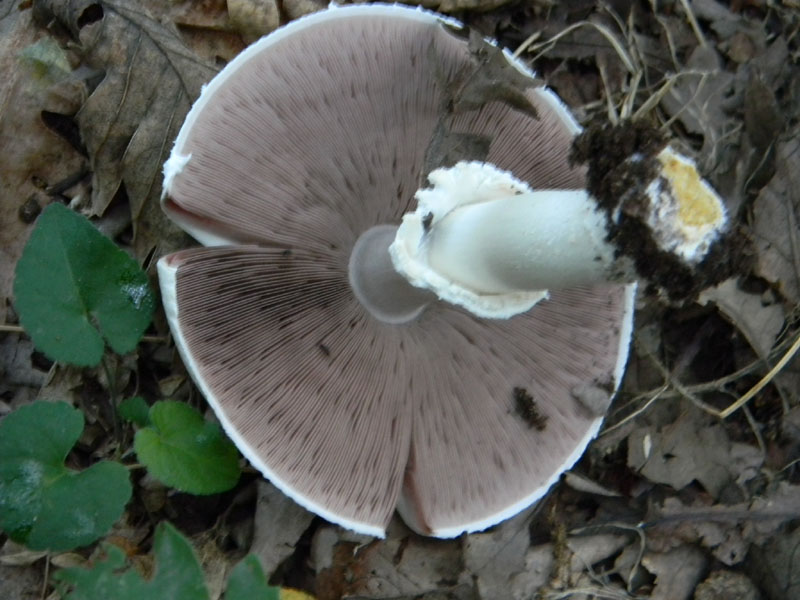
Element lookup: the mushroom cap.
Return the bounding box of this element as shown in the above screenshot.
[158,4,634,537]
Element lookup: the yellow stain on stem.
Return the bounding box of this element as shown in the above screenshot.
[657,149,725,228]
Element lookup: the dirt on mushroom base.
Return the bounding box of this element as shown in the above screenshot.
[2,1,800,599]
[571,119,754,303]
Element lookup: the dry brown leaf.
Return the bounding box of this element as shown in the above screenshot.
[313,519,466,600]
[647,483,800,566]
[694,570,762,600]
[0,337,47,389]
[227,0,279,43]
[746,523,800,600]
[463,506,536,600]
[510,543,553,599]
[32,0,218,259]
[627,404,763,498]
[283,0,326,21]
[752,136,800,305]
[136,0,245,63]
[0,540,47,567]
[659,45,734,160]
[436,0,514,14]
[140,0,230,30]
[250,480,315,577]
[642,545,706,600]
[0,563,43,600]
[0,6,86,310]
[698,278,785,359]
[194,533,235,600]
[509,533,628,599]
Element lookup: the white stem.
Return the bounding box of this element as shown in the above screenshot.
[425,189,618,294]
[389,156,727,319]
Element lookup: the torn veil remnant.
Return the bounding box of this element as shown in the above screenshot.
[157,4,733,538]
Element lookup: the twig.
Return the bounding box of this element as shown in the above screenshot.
[742,404,766,458]
[677,0,707,47]
[40,554,50,600]
[719,330,800,418]
[0,324,24,333]
[600,384,668,436]
[520,21,637,74]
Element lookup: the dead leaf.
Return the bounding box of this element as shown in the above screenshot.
[642,545,706,600]
[313,519,466,600]
[627,404,763,498]
[250,480,315,576]
[49,552,89,569]
[32,0,218,258]
[0,563,43,600]
[436,0,513,13]
[283,0,326,21]
[0,6,86,310]
[509,534,628,599]
[227,0,279,43]
[463,506,536,600]
[746,523,800,600]
[0,540,47,566]
[0,336,47,388]
[698,278,785,359]
[563,472,621,497]
[646,483,800,566]
[509,543,553,599]
[136,0,245,63]
[194,533,235,600]
[659,45,734,161]
[448,29,540,118]
[694,570,762,600]
[752,136,800,304]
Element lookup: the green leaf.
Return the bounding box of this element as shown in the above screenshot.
[225,555,280,600]
[13,203,155,367]
[118,396,150,427]
[134,401,240,494]
[55,522,209,600]
[0,401,131,552]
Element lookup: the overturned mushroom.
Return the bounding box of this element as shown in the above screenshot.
[158,4,729,537]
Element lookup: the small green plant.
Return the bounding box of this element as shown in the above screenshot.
[55,522,310,600]
[130,400,241,494]
[3,203,245,589]
[0,402,131,552]
[13,202,155,367]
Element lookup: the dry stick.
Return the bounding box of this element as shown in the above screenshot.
[648,0,680,70]
[517,21,637,74]
[620,70,642,120]
[600,384,668,437]
[742,404,767,457]
[660,72,711,130]
[719,331,800,418]
[645,351,724,416]
[625,331,800,421]
[511,30,540,60]
[597,60,620,124]
[40,554,50,600]
[677,0,707,47]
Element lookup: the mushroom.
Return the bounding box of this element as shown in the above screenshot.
[157,4,728,537]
